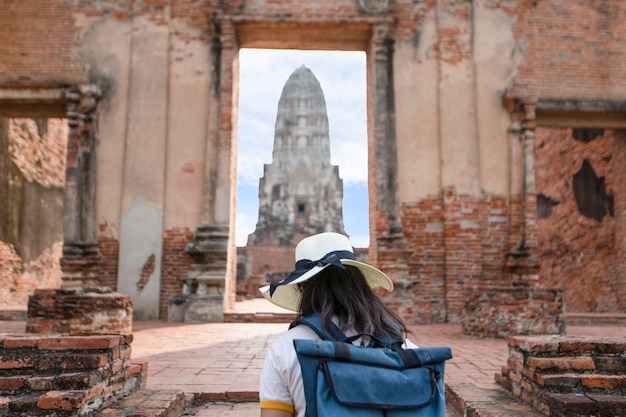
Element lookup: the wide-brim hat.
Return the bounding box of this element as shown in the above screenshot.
[259,232,394,312]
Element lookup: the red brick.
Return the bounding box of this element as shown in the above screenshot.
[0,355,35,370]
[2,336,39,349]
[26,376,55,391]
[594,357,626,373]
[0,375,27,390]
[37,390,87,411]
[526,356,595,372]
[37,335,121,350]
[58,353,109,370]
[586,394,626,415]
[580,375,626,390]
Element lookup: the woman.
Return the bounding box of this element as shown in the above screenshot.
[258,232,416,417]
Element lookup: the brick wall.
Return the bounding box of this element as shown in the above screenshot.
[26,288,132,335]
[513,0,626,100]
[0,118,66,306]
[0,241,63,306]
[535,128,625,313]
[8,119,67,187]
[497,335,626,417]
[97,235,119,291]
[382,196,446,324]
[160,228,195,319]
[2,0,626,329]
[0,332,146,416]
[0,1,86,87]
[463,284,565,338]
[380,189,524,325]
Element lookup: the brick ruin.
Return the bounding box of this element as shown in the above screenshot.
[0,4,625,416]
[0,332,147,416]
[0,0,625,337]
[497,336,626,417]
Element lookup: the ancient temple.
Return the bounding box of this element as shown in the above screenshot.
[2,0,626,335]
[237,65,348,297]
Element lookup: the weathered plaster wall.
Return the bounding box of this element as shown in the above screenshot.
[474,3,522,196]
[394,7,441,200]
[74,16,132,291]
[67,2,218,318]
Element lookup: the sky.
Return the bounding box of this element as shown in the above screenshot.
[236,49,370,247]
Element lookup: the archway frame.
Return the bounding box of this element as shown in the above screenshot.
[212,18,401,310]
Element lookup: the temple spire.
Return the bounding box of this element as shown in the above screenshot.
[248,65,346,246]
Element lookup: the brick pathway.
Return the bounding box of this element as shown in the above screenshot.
[127,318,624,416]
[2,304,624,417]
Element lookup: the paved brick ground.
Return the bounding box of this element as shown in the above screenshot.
[127,319,623,417]
[1,301,624,417]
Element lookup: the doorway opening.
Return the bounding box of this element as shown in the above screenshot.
[234,48,368,313]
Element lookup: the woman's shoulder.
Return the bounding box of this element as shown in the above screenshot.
[265,323,321,365]
[277,323,321,344]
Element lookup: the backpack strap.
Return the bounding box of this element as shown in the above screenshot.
[289,314,347,342]
[290,314,405,348]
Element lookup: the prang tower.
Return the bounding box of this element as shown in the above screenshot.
[247,65,346,246]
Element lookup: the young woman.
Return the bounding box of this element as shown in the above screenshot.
[258,232,416,417]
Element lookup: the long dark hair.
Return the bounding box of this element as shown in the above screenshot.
[298,264,408,342]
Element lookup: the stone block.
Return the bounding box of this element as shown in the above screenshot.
[546,393,598,416]
[169,294,224,323]
[586,393,626,416]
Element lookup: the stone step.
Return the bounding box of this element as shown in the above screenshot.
[446,382,545,417]
[537,373,626,393]
[94,389,194,417]
[546,392,626,417]
[526,355,626,374]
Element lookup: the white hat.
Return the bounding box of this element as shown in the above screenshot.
[259,232,394,312]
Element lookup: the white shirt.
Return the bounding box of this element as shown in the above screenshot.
[259,323,418,417]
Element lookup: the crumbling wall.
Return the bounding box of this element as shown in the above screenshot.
[0,118,66,306]
[1,0,626,324]
[535,128,624,313]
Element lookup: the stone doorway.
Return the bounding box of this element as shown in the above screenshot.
[223,20,397,316]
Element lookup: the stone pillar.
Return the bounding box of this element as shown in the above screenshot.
[27,84,132,334]
[169,20,237,322]
[60,84,102,289]
[369,22,402,242]
[168,224,228,323]
[504,98,540,282]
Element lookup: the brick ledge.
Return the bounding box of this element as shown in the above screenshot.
[566,312,626,326]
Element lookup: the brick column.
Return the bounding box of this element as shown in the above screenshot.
[60,84,102,288]
[504,98,540,281]
[369,22,402,244]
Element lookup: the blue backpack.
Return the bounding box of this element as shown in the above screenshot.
[291,315,452,417]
